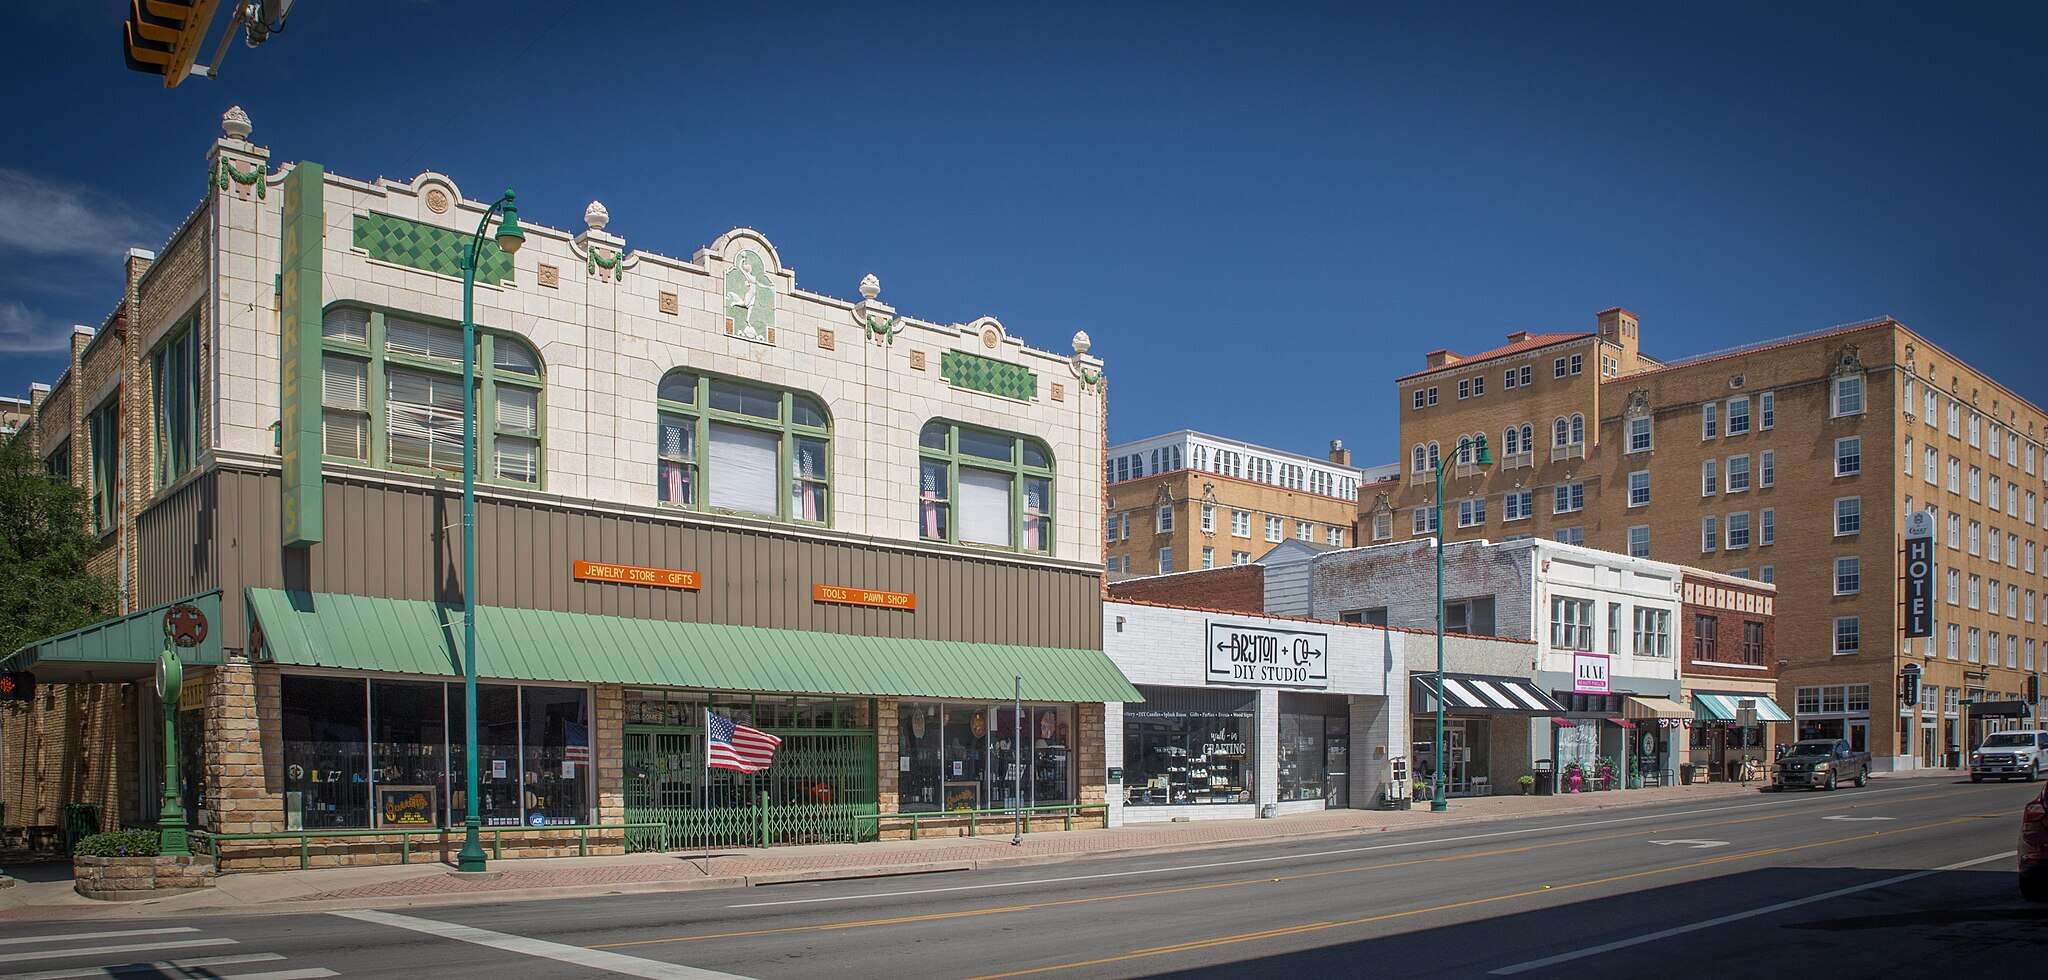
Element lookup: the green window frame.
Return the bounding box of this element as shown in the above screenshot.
[654,369,831,525]
[317,305,544,488]
[87,396,119,535]
[917,419,1052,553]
[151,310,200,490]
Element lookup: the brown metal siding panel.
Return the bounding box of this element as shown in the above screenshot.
[211,466,1101,650]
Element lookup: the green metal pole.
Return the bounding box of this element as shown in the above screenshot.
[455,195,509,874]
[158,645,190,855]
[1432,462,1448,814]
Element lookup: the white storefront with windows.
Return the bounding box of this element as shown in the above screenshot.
[1103,601,1405,825]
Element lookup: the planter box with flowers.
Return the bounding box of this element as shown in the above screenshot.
[71,830,215,901]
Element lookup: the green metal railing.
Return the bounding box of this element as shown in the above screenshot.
[859,803,1109,840]
[191,823,660,873]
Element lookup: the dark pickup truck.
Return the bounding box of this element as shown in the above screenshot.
[1772,739,1871,791]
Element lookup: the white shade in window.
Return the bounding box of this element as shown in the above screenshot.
[958,467,1012,546]
[386,367,465,473]
[495,385,538,436]
[493,340,539,376]
[322,307,369,343]
[386,317,465,362]
[321,355,367,409]
[495,437,538,484]
[707,423,778,516]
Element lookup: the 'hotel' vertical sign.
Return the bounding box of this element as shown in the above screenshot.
[1903,510,1934,638]
[279,162,325,547]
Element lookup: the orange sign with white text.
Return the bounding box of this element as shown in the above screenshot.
[573,560,702,591]
[811,584,917,611]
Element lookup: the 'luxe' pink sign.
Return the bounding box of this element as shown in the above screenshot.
[1572,652,1611,694]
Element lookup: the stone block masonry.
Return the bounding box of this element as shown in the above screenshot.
[74,854,215,900]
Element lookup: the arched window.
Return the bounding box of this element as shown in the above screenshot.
[1553,417,1569,448]
[1412,444,1428,472]
[1502,426,1521,457]
[1455,435,1474,465]
[656,369,830,523]
[1427,442,1441,470]
[919,420,1052,552]
[1570,413,1585,444]
[1519,422,1533,454]
[319,305,544,486]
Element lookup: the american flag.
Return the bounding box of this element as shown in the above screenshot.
[706,710,782,774]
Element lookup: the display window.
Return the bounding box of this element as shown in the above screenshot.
[1278,693,1350,803]
[1123,686,1255,806]
[280,674,592,831]
[896,701,1074,813]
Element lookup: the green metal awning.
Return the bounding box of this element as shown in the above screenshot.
[246,589,1141,703]
[1692,691,1792,723]
[3,591,225,682]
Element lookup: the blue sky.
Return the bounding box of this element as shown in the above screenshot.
[5,3,2045,465]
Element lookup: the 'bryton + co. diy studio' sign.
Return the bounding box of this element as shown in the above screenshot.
[1206,621,1328,689]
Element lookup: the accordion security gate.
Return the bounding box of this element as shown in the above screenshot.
[624,725,879,851]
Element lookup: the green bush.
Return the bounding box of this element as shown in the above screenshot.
[73,829,160,858]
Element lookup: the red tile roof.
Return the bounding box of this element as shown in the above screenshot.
[1399,332,1594,382]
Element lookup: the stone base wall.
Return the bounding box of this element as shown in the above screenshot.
[213,831,626,873]
[74,854,215,900]
[876,811,1104,841]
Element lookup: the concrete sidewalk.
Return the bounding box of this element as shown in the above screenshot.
[0,772,1967,921]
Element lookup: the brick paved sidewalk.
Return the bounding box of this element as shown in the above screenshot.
[8,773,1960,919]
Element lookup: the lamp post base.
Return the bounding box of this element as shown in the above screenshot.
[1429,799,1449,813]
[456,819,488,872]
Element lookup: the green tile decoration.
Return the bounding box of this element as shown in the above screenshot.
[353,212,514,284]
[940,350,1038,401]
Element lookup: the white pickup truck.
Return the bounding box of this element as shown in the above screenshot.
[1971,730,2048,782]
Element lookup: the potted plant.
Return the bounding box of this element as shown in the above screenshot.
[1595,756,1617,791]
[1517,774,1536,795]
[1564,762,1584,793]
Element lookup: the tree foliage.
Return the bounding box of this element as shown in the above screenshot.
[0,436,116,655]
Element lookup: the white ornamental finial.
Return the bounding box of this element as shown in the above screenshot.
[859,273,880,300]
[583,200,610,231]
[222,105,253,140]
[1071,330,1092,355]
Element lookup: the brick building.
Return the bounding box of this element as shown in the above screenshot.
[1104,429,1394,579]
[1382,309,2047,771]
[1678,568,1784,782]
[3,108,1136,866]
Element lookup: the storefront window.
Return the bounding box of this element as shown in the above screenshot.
[1279,693,1349,803]
[1124,687,1254,806]
[283,676,592,831]
[282,675,368,830]
[371,680,447,827]
[897,702,1074,813]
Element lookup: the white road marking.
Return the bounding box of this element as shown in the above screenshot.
[0,939,236,966]
[0,955,288,980]
[1821,815,1896,822]
[198,971,337,980]
[1488,851,2014,975]
[1645,839,1728,848]
[729,783,1930,908]
[0,929,199,948]
[333,909,754,979]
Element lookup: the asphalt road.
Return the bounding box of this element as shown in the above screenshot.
[4,779,2042,979]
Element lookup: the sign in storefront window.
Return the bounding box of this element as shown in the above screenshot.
[1124,686,1254,806]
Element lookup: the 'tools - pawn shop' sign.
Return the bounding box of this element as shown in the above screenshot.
[1206,621,1328,689]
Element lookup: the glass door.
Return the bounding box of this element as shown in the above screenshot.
[1323,734,1349,808]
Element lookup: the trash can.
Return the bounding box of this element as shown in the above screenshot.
[60,803,101,855]
[1533,759,1555,796]
[1679,763,1696,785]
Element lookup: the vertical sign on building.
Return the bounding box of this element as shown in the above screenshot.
[1903,510,1934,638]
[279,162,325,547]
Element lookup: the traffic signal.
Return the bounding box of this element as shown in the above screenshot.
[123,0,212,87]
[0,671,34,702]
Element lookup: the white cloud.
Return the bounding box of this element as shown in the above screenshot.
[0,169,157,257]
[0,301,75,353]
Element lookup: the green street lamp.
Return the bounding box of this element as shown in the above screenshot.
[1431,433,1491,814]
[456,190,524,873]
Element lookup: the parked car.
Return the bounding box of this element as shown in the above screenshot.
[1970,730,2047,782]
[1771,739,1870,791]
[2021,782,2047,902]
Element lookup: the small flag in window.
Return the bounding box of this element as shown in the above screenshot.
[707,710,782,774]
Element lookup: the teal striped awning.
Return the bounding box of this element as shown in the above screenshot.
[1693,691,1791,723]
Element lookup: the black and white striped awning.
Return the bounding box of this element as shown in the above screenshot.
[1412,673,1566,715]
